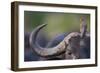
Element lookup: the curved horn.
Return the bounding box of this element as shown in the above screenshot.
[29,24,66,57]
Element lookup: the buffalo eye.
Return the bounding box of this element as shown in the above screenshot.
[68,52,72,55]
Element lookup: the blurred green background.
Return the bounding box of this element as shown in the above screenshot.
[24,11,90,39]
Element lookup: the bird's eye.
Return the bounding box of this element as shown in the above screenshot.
[69,39,71,42]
